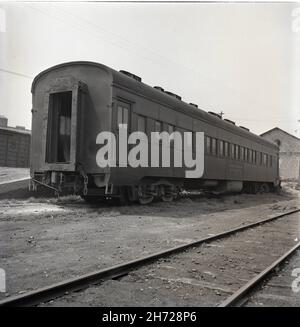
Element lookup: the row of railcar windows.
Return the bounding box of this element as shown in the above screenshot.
[205,136,273,167]
[117,109,274,168]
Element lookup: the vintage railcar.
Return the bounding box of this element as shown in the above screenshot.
[30,61,280,204]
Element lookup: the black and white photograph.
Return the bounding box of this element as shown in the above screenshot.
[1,0,300,317]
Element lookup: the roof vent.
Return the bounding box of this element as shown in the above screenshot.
[239,126,250,131]
[224,119,236,125]
[16,126,26,130]
[165,91,182,101]
[154,86,164,92]
[189,103,198,108]
[119,70,142,82]
[208,111,222,119]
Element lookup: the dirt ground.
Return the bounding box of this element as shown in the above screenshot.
[0,183,299,303]
[43,211,300,307]
[246,249,300,307]
[0,167,30,184]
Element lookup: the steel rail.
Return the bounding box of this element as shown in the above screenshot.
[1,208,300,307]
[218,242,300,307]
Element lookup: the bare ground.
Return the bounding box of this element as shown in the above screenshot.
[0,183,299,302]
[43,211,300,307]
[245,248,300,307]
[0,167,30,184]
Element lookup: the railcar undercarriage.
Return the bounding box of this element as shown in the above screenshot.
[30,170,278,205]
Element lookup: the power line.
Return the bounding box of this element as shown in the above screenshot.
[24,3,246,98]
[41,3,275,113]
[0,68,33,79]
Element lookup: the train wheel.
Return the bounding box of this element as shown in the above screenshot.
[160,185,175,202]
[161,194,174,202]
[260,183,270,193]
[253,183,260,194]
[138,195,154,205]
[138,185,154,205]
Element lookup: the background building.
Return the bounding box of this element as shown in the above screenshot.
[0,115,31,168]
[261,127,300,181]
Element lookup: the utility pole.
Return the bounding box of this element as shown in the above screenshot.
[219,111,224,119]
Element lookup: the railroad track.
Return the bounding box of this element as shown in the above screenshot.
[1,208,300,307]
[218,242,300,307]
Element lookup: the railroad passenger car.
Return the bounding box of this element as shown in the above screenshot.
[30,61,280,204]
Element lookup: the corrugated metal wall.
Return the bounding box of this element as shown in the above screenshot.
[0,129,31,168]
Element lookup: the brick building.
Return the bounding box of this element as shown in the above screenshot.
[260,127,300,181]
[0,115,31,168]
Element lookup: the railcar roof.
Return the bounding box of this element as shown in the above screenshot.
[32,61,277,150]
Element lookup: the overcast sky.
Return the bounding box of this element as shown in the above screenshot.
[0,1,299,136]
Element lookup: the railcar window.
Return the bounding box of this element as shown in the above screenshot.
[137,116,146,132]
[124,109,128,125]
[154,121,162,132]
[211,138,217,155]
[256,152,259,165]
[168,125,175,141]
[230,144,235,159]
[235,145,240,160]
[186,131,193,147]
[181,128,191,146]
[219,140,224,157]
[224,142,229,157]
[168,124,174,134]
[263,153,267,166]
[270,155,273,167]
[206,136,211,154]
[251,150,255,164]
[117,107,122,126]
[240,147,244,161]
[117,105,129,128]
